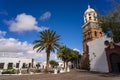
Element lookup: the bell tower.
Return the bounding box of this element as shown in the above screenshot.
[82,5,104,53]
[80,5,104,69]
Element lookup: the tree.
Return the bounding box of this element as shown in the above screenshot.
[49,60,59,68]
[98,0,120,43]
[36,63,41,69]
[98,11,120,43]
[57,46,73,72]
[33,30,61,73]
[57,46,66,68]
[70,50,79,69]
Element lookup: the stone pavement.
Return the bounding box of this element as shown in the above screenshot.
[0,69,120,80]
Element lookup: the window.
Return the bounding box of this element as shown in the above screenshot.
[8,63,13,69]
[104,40,109,46]
[88,32,91,39]
[16,63,19,68]
[86,45,89,53]
[100,32,102,37]
[89,17,91,20]
[0,63,4,69]
[22,63,27,68]
[94,31,97,37]
[29,63,31,68]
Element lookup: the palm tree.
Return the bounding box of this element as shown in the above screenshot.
[57,46,72,72]
[57,46,66,68]
[70,50,79,69]
[33,30,61,73]
[49,60,59,69]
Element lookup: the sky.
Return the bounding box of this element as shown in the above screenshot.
[0,0,118,62]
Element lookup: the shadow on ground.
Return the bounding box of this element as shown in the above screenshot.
[77,69,120,77]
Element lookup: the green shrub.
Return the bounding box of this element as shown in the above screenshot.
[2,69,15,74]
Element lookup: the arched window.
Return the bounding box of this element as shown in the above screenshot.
[86,45,89,53]
[100,32,102,37]
[89,17,91,20]
[94,31,97,37]
[88,32,91,39]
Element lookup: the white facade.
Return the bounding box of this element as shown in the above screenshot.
[58,62,64,67]
[0,57,33,69]
[87,36,112,72]
[35,61,64,69]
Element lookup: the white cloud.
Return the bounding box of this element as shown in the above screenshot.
[0,30,6,38]
[73,48,84,55]
[0,38,40,59]
[6,13,48,33]
[0,37,58,61]
[40,11,51,21]
[73,48,83,54]
[73,48,80,52]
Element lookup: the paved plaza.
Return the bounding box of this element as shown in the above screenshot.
[0,69,120,80]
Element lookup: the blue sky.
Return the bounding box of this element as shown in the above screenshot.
[0,0,117,61]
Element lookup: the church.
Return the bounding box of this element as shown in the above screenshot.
[80,5,120,73]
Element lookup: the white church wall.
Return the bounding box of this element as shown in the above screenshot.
[87,36,112,72]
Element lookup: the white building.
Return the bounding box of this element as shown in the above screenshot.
[36,61,64,69]
[87,36,112,72]
[80,5,104,70]
[0,57,34,70]
[81,5,120,73]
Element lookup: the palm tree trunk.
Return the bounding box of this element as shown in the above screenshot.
[45,50,50,73]
[77,58,79,69]
[75,59,77,69]
[63,61,65,68]
[66,61,68,72]
[74,60,76,69]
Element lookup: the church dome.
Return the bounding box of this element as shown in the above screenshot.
[84,5,95,14]
[84,5,98,23]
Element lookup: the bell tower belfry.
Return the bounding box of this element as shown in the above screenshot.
[80,5,104,69]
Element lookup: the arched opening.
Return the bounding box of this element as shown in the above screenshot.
[86,45,89,53]
[94,31,97,37]
[89,17,91,20]
[110,53,120,73]
[100,32,102,37]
